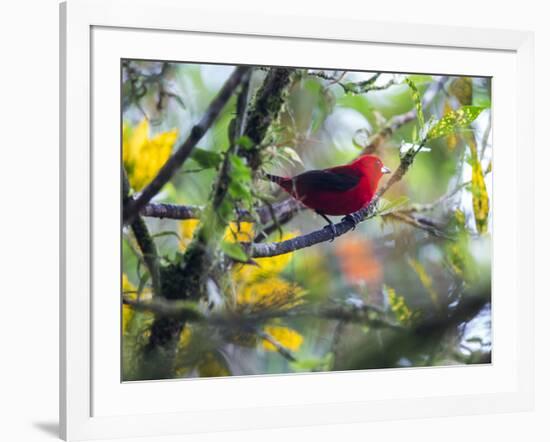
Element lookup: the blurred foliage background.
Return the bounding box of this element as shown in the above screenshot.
[121,61,492,380]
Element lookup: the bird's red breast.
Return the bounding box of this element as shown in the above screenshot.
[267,155,390,216]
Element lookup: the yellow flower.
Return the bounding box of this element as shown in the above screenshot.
[232,231,303,312]
[262,325,303,352]
[224,222,255,243]
[237,277,304,311]
[122,274,135,334]
[178,221,256,250]
[179,219,200,250]
[123,119,178,191]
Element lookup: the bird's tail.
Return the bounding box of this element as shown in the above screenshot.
[265,173,287,186]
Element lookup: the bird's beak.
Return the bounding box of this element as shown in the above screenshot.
[381,166,391,174]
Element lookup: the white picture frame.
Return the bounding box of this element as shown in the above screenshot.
[60,0,534,440]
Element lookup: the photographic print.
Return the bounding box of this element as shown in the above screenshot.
[121,61,492,381]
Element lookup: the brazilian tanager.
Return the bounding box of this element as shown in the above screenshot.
[266,154,391,232]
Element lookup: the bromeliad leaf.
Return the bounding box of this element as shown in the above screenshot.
[427,106,486,140]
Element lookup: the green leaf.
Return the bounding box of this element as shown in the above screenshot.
[405,77,424,140]
[220,241,249,262]
[151,230,181,241]
[236,135,254,150]
[290,354,333,372]
[228,180,252,201]
[378,196,411,215]
[229,154,251,179]
[191,147,222,169]
[427,106,486,140]
[228,154,253,201]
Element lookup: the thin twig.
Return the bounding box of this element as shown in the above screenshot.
[257,330,297,362]
[385,212,454,240]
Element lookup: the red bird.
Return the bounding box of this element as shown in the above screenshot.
[266,154,391,233]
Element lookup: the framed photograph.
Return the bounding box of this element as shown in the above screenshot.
[60,0,534,440]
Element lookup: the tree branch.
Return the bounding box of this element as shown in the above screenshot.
[385,212,454,240]
[140,198,304,225]
[123,65,252,224]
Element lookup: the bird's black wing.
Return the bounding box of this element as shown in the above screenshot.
[295,169,360,192]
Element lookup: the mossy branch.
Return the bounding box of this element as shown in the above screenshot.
[242,68,293,170]
[123,295,404,332]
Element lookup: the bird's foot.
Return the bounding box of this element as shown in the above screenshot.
[324,222,337,242]
[342,212,362,230]
[316,211,337,241]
